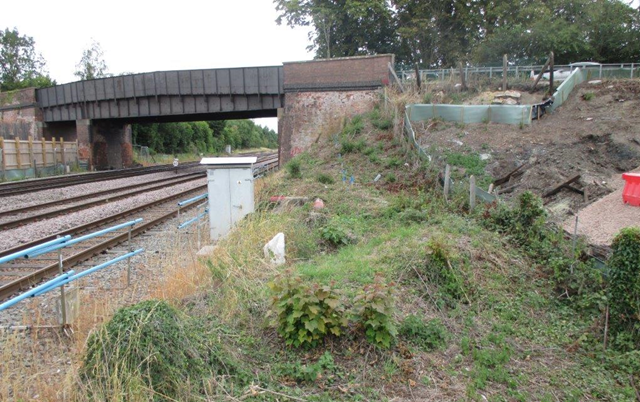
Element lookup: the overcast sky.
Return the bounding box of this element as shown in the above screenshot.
[0,0,314,130]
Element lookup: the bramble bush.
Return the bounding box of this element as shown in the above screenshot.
[353,274,398,348]
[607,227,640,349]
[268,274,347,348]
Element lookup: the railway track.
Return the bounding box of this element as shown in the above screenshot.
[0,161,202,197]
[0,153,278,301]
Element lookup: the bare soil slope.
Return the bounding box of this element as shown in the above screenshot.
[415,79,640,221]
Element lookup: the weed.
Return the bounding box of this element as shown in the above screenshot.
[423,92,433,104]
[583,92,595,101]
[286,158,302,179]
[342,115,365,137]
[385,173,397,183]
[276,351,338,384]
[385,157,402,169]
[82,300,239,400]
[353,274,398,348]
[268,274,348,348]
[424,236,470,304]
[320,218,354,248]
[445,151,486,176]
[317,173,335,185]
[341,139,366,154]
[398,208,427,223]
[399,315,448,350]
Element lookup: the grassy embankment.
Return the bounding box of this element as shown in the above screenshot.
[6,98,638,401]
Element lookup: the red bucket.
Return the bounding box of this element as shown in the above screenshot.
[622,173,640,206]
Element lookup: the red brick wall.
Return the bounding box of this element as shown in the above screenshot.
[279,90,380,164]
[0,88,44,140]
[284,55,393,88]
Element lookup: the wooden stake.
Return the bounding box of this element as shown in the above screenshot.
[14,137,22,169]
[60,137,66,171]
[458,62,467,90]
[28,136,34,170]
[414,63,422,90]
[41,137,47,167]
[603,304,609,350]
[502,54,508,90]
[51,137,57,164]
[444,164,451,201]
[532,57,551,91]
[469,175,476,210]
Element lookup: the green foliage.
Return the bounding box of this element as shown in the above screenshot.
[385,156,402,168]
[423,92,433,104]
[82,300,237,400]
[268,274,348,348]
[132,120,277,155]
[607,227,640,348]
[385,173,397,183]
[399,315,448,350]
[353,275,398,348]
[286,157,302,179]
[74,40,108,80]
[317,173,335,185]
[445,152,487,176]
[424,236,470,304]
[583,92,595,101]
[0,28,54,91]
[275,0,640,67]
[276,351,338,384]
[398,208,427,223]
[320,218,354,248]
[342,115,365,137]
[340,138,365,154]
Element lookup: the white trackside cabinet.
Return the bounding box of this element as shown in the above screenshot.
[200,157,256,240]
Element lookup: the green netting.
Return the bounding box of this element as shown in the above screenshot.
[407,103,532,126]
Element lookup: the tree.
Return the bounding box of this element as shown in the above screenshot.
[0,28,54,91]
[274,0,398,59]
[74,40,109,80]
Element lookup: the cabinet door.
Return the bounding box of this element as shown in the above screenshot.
[229,167,254,226]
[207,168,231,240]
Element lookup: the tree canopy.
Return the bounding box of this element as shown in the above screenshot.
[132,120,278,155]
[74,40,109,80]
[0,28,55,91]
[275,0,640,66]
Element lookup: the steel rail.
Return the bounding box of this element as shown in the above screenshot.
[0,173,207,229]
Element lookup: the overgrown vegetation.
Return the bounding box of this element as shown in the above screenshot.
[353,275,398,348]
[268,274,347,348]
[132,120,277,155]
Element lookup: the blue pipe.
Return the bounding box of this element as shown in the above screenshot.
[26,219,143,259]
[178,193,208,207]
[178,210,208,229]
[0,270,75,312]
[34,248,144,296]
[0,236,72,265]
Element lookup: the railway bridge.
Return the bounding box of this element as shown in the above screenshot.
[0,55,394,170]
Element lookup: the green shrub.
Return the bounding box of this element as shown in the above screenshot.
[82,300,236,400]
[385,157,402,168]
[353,274,398,348]
[286,158,302,179]
[607,227,640,348]
[317,173,335,185]
[372,117,393,130]
[268,274,347,348]
[583,92,595,101]
[385,173,397,183]
[399,315,448,350]
[276,351,338,384]
[424,236,470,304]
[398,208,427,223]
[342,115,365,137]
[320,219,354,248]
[341,138,366,154]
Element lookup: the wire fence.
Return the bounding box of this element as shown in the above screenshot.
[399,63,638,83]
